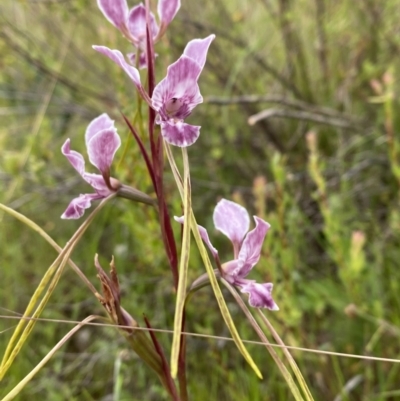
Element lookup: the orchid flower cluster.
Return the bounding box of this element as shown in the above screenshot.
[58,0,279,396]
[62,0,278,311]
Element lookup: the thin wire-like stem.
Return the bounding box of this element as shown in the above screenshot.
[1,316,99,401]
[1,314,400,365]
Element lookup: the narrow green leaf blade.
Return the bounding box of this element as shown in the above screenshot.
[221,278,305,401]
[0,197,113,379]
[165,143,262,379]
[170,148,191,378]
[1,316,98,401]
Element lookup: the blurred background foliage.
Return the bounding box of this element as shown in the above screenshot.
[1,0,400,399]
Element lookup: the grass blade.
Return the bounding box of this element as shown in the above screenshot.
[0,196,114,379]
[221,278,304,401]
[0,203,98,295]
[170,147,191,378]
[1,316,98,401]
[165,143,262,379]
[256,310,315,401]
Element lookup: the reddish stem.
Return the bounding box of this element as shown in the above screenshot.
[122,113,157,190]
[145,0,157,166]
[143,0,178,288]
[144,315,180,401]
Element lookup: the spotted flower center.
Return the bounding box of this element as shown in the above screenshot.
[165,97,184,117]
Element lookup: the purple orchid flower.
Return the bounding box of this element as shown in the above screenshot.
[151,34,215,147]
[93,34,215,147]
[175,199,278,310]
[97,0,180,67]
[61,113,121,219]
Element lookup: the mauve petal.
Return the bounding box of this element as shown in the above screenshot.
[61,139,85,176]
[93,46,142,89]
[174,216,219,258]
[183,34,215,70]
[198,225,219,259]
[158,0,180,29]
[128,4,158,42]
[174,216,184,224]
[152,56,202,115]
[235,216,271,278]
[240,282,279,310]
[83,173,112,196]
[61,193,102,220]
[213,199,250,248]
[87,128,121,174]
[222,260,241,282]
[97,0,129,30]
[160,121,200,147]
[85,113,115,145]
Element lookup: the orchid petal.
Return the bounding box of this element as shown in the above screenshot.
[198,225,219,259]
[97,0,129,31]
[175,216,218,258]
[93,46,142,89]
[160,121,200,147]
[183,34,215,70]
[82,173,112,196]
[174,216,184,224]
[86,128,121,175]
[61,115,121,220]
[213,199,250,249]
[85,113,115,145]
[235,217,270,278]
[61,139,85,176]
[128,4,159,42]
[240,282,279,310]
[61,193,102,220]
[152,56,202,116]
[158,0,180,31]
[221,260,242,282]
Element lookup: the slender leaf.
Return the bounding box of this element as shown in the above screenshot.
[0,203,97,295]
[256,310,315,401]
[171,148,191,378]
[221,278,304,401]
[165,143,262,379]
[0,196,114,379]
[1,316,98,401]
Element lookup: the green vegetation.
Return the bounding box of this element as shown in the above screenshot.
[1,0,400,399]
